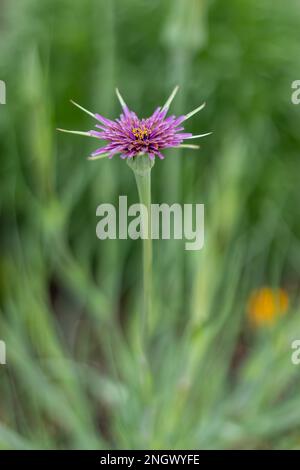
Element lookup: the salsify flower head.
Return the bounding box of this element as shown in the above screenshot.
[57,86,211,161]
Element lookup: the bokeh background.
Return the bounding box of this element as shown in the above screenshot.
[1,0,300,450]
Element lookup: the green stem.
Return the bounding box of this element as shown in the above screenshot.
[127,154,154,353]
[134,169,152,344]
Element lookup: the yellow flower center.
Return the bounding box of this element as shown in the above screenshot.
[132,126,149,140]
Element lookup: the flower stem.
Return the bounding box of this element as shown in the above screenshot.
[127,154,154,353]
[135,170,152,344]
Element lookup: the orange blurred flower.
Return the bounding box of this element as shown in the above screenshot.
[247,287,289,327]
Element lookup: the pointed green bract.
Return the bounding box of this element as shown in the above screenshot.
[162,85,179,110]
[115,88,129,110]
[57,128,91,137]
[184,102,206,121]
[70,100,95,118]
[185,132,212,139]
[87,152,111,160]
[178,144,200,149]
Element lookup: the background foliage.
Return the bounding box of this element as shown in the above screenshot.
[0,0,300,449]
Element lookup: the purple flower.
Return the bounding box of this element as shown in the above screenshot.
[57,86,211,161]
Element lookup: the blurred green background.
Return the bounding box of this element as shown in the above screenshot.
[1,0,300,450]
